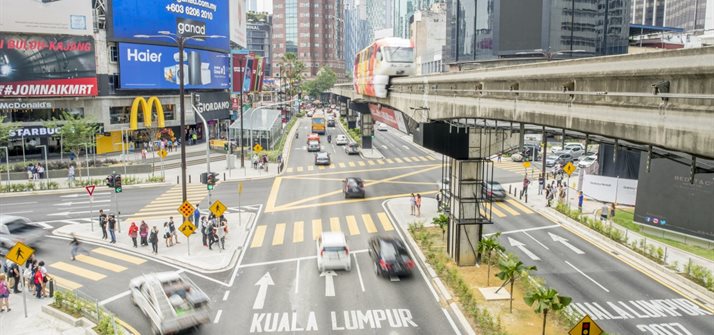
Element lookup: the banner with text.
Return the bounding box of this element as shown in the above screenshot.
[367,103,408,133]
[229,0,247,48]
[582,174,638,206]
[231,52,247,93]
[0,0,92,36]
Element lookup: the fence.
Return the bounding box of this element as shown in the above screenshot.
[51,286,127,335]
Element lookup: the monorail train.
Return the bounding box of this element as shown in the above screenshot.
[353,38,415,98]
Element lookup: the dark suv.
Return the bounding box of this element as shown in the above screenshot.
[343,177,365,198]
[368,236,415,278]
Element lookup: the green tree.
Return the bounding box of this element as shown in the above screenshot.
[432,212,449,240]
[0,115,19,145]
[301,66,337,97]
[495,257,537,312]
[45,112,100,176]
[477,232,505,285]
[524,286,572,335]
[279,52,306,99]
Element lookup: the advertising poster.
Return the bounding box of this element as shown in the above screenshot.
[257,56,267,92]
[231,53,247,93]
[252,55,263,92]
[0,33,98,98]
[368,103,408,133]
[229,0,247,48]
[0,0,92,36]
[110,0,230,52]
[242,54,254,94]
[118,43,230,90]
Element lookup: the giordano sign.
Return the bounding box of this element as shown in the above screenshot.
[130,96,165,130]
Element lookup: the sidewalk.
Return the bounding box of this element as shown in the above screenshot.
[0,295,83,335]
[54,212,256,273]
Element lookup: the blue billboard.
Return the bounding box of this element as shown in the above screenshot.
[110,0,229,51]
[118,43,230,90]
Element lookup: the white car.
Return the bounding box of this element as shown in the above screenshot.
[377,123,388,131]
[578,155,598,168]
[316,232,351,272]
[335,134,348,145]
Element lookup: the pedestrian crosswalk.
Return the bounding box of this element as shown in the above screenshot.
[48,247,146,290]
[249,211,396,249]
[486,198,535,218]
[126,184,208,222]
[494,160,541,176]
[284,155,438,174]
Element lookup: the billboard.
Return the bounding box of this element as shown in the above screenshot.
[368,103,408,133]
[110,0,230,52]
[193,91,230,120]
[0,33,98,98]
[229,0,247,48]
[242,54,255,93]
[0,0,92,36]
[231,52,247,93]
[581,174,638,206]
[118,43,230,90]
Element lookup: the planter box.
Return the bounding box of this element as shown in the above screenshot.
[41,304,98,335]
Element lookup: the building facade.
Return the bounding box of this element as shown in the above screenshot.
[272,0,345,77]
[411,3,446,75]
[343,0,374,74]
[631,0,714,32]
[247,12,273,77]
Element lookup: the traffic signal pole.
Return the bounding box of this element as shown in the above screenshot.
[192,103,212,204]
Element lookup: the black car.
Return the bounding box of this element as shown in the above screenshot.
[343,177,365,198]
[368,236,415,278]
[327,119,336,127]
[344,143,360,155]
[482,181,506,201]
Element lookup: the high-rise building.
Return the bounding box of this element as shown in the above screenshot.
[344,0,373,74]
[392,0,439,38]
[247,12,273,77]
[272,0,345,77]
[412,3,446,75]
[631,0,713,32]
[246,0,258,12]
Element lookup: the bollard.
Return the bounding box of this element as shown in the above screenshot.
[224,172,226,181]
[525,193,528,203]
[509,185,512,195]
[177,176,179,184]
[189,175,192,183]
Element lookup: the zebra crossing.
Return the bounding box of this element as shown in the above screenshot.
[125,184,208,222]
[284,155,438,174]
[494,160,542,176]
[48,247,146,290]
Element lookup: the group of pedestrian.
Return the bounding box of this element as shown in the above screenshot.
[409,193,423,216]
[544,181,566,207]
[26,163,46,181]
[199,214,229,250]
[2,255,53,302]
[98,209,118,244]
[163,217,180,248]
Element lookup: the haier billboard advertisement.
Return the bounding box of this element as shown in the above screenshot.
[118,43,230,90]
[110,0,230,52]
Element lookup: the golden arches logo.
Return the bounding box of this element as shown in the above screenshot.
[129,96,166,130]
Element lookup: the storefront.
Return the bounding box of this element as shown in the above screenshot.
[193,91,232,140]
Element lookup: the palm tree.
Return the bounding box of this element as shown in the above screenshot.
[495,257,537,312]
[280,53,306,99]
[524,286,572,335]
[477,233,504,285]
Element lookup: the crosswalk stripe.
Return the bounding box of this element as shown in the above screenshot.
[403,157,413,162]
[346,215,360,235]
[506,199,535,214]
[488,206,507,218]
[51,262,106,281]
[348,161,356,167]
[293,221,304,243]
[272,223,286,245]
[328,164,336,169]
[377,212,394,231]
[287,167,294,173]
[362,214,378,233]
[494,202,520,216]
[91,248,146,264]
[251,226,267,248]
[385,158,394,164]
[319,166,325,170]
[376,159,386,165]
[312,219,322,240]
[394,158,404,163]
[357,161,366,166]
[338,162,346,168]
[52,275,82,290]
[75,255,127,273]
[297,167,304,172]
[307,166,314,171]
[367,160,375,165]
[330,217,341,232]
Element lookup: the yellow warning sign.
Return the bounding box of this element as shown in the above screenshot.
[253,143,263,153]
[6,242,35,266]
[569,315,603,335]
[179,221,196,238]
[209,200,227,218]
[177,200,195,218]
[523,161,531,169]
[158,149,168,159]
[238,181,243,194]
[563,161,576,176]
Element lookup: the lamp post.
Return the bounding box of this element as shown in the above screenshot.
[37,144,49,189]
[0,147,9,186]
[134,32,224,202]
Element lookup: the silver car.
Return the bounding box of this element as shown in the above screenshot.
[315,152,331,165]
[0,215,46,254]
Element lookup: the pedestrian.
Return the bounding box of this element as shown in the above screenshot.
[435,192,442,208]
[108,215,117,243]
[164,222,173,247]
[99,209,108,240]
[67,165,75,187]
[193,205,201,224]
[149,226,159,254]
[6,260,21,293]
[37,163,45,179]
[558,186,566,204]
[610,203,616,220]
[200,216,209,246]
[128,222,139,248]
[139,221,149,246]
[169,217,179,244]
[600,203,610,222]
[69,234,89,261]
[141,148,147,160]
[192,133,198,145]
[32,164,39,180]
[208,218,218,250]
[538,174,545,195]
[409,193,416,216]
[27,164,33,181]
[497,153,502,162]
[415,194,422,217]
[556,170,564,187]
[578,192,584,212]
[216,219,227,250]
[522,175,530,197]
[0,273,10,312]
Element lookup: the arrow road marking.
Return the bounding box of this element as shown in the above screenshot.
[508,237,540,261]
[548,232,585,255]
[321,270,337,297]
[252,272,274,310]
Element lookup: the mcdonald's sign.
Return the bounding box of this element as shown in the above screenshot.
[129,96,166,130]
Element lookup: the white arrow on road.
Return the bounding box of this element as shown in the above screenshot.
[548,232,585,255]
[48,209,110,216]
[54,199,111,206]
[402,145,410,150]
[381,145,388,150]
[321,270,337,297]
[252,272,274,310]
[508,237,541,261]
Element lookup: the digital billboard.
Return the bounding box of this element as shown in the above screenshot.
[0,33,98,98]
[229,0,247,48]
[0,0,92,36]
[110,0,230,52]
[118,43,230,90]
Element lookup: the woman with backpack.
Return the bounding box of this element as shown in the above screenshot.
[0,273,11,312]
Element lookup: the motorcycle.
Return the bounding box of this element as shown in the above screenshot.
[327,135,332,143]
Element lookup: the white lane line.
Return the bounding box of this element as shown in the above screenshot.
[2,210,33,214]
[443,308,462,335]
[484,224,560,236]
[353,253,365,292]
[214,309,223,323]
[34,222,53,229]
[434,278,452,301]
[1,201,38,206]
[222,290,230,301]
[295,258,300,294]
[523,231,550,250]
[99,290,131,306]
[228,204,264,287]
[565,260,610,292]
[450,302,475,335]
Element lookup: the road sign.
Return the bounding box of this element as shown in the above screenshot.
[177,200,195,218]
[563,162,576,176]
[6,242,35,266]
[210,200,227,217]
[238,181,243,194]
[569,315,602,335]
[158,149,168,159]
[179,221,196,238]
[522,161,531,169]
[253,143,263,153]
[85,185,96,197]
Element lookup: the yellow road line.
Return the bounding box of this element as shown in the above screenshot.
[403,157,413,162]
[346,215,360,235]
[75,255,127,273]
[286,167,294,173]
[506,198,535,214]
[337,162,345,168]
[52,275,82,290]
[293,221,304,243]
[377,212,394,231]
[394,158,404,163]
[272,223,286,246]
[376,159,386,165]
[297,167,304,172]
[367,160,375,165]
[357,161,365,166]
[385,158,394,164]
[91,248,146,264]
[329,164,336,169]
[312,219,322,240]
[50,262,106,281]
[319,166,325,170]
[264,177,283,212]
[348,161,356,167]
[330,217,341,232]
[488,206,506,218]
[250,226,267,248]
[494,201,520,216]
[362,214,378,233]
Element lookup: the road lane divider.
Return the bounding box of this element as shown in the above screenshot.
[272,223,286,246]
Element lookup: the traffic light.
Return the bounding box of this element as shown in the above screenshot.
[200,172,208,184]
[105,174,115,188]
[207,172,218,190]
[114,174,122,193]
[224,142,229,152]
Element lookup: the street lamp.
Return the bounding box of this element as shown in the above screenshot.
[0,147,9,186]
[134,32,224,202]
[37,144,49,189]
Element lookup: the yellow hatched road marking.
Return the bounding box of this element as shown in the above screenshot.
[489,206,507,218]
[312,219,322,240]
[394,158,404,163]
[377,212,394,231]
[345,215,360,235]
[357,161,366,166]
[420,156,432,161]
[494,201,520,216]
[250,226,267,248]
[293,221,304,243]
[297,167,304,172]
[330,217,341,232]
[361,214,378,233]
[376,159,386,165]
[385,158,394,164]
[403,157,414,162]
[319,166,325,170]
[367,160,375,165]
[50,262,106,281]
[287,167,294,173]
[348,161,356,167]
[338,162,346,168]
[272,223,286,245]
[506,199,535,214]
[75,255,127,273]
[52,275,82,290]
[91,248,146,264]
[307,166,314,171]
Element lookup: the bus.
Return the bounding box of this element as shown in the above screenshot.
[311,113,326,135]
[354,38,415,98]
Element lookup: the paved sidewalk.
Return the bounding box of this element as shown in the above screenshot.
[0,293,80,335]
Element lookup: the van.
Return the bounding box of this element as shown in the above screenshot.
[316,232,351,272]
[307,140,320,152]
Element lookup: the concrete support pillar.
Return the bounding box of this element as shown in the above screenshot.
[519,123,525,153]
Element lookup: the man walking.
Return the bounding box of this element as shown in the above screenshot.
[522,175,530,197]
[69,234,89,261]
[67,165,75,187]
[108,215,117,244]
[578,192,584,212]
[149,226,159,255]
[169,217,179,244]
[99,210,108,240]
[538,174,545,195]
[193,205,201,224]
